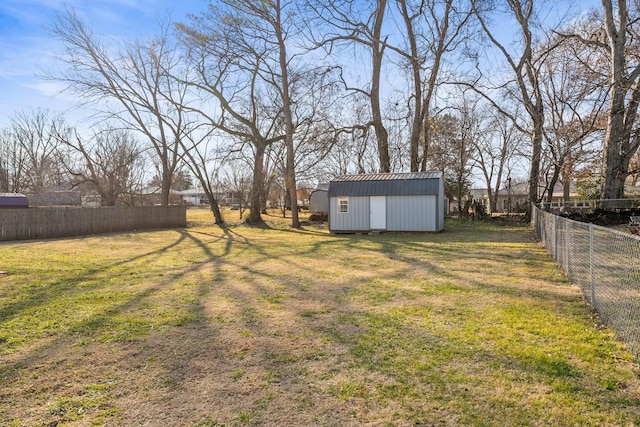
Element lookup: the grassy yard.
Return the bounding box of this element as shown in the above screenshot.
[0,209,639,426]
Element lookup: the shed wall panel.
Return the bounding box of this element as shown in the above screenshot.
[329,196,369,231]
[386,195,437,231]
[309,190,329,213]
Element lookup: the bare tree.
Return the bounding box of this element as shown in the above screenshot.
[0,128,26,193]
[471,110,525,213]
[426,112,473,212]
[552,3,640,202]
[58,127,146,206]
[539,34,606,206]
[395,0,474,172]
[308,0,393,172]
[273,0,300,227]
[466,0,555,217]
[50,10,184,206]
[176,7,285,226]
[598,0,640,199]
[1,109,67,193]
[178,0,312,227]
[219,165,252,219]
[174,124,226,224]
[177,1,340,227]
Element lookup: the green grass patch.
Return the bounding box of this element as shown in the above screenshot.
[1,211,639,426]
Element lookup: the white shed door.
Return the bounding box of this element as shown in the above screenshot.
[370,196,386,230]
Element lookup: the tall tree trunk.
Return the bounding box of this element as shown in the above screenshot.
[602,101,629,200]
[528,111,544,211]
[563,180,570,201]
[275,0,299,228]
[544,163,562,206]
[398,0,422,172]
[601,0,640,200]
[602,0,630,200]
[247,141,266,226]
[161,161,172,206]
[471,0,544,219]
[372,0,391,173]
[206,193,224,224]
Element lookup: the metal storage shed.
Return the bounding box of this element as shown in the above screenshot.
[328,172,445,233]
[0,193,29,209]
[309,183,329,213]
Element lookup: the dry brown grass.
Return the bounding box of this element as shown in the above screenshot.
[0,209,639,426]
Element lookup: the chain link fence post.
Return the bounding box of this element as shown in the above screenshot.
[589,222,595,308]
[565,218,570,276]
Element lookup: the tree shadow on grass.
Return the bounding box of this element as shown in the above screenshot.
[4,220,629,426]
[0,227,232,366]
[0,230,190,327]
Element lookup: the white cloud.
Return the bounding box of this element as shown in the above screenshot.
[21,80,67,98]
[0,0,205,129]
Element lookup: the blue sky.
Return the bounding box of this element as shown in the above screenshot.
[0,0,601,131]
[0,0,207,128]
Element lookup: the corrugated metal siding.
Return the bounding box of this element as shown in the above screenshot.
[329,196,369,231]
[328,172,445,232]
[332,172,441,182]
[386,195,437,231]
[434,179,444,231]
[309,190,329,213]
[328,178,440,197]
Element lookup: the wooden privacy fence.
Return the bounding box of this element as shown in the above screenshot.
[0,206,187,241]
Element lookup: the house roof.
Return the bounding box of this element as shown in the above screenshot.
[328,172,442,197]
[26,190,80,206]
[495,181,577,198]
[469,188,489,198]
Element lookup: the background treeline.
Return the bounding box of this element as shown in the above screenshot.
[2,0,640,226]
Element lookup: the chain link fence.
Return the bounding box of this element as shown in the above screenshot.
[532,205,640,359]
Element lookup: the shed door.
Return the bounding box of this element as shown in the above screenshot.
[370,196,386,230]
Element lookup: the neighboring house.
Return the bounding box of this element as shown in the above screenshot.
[469,188,489,201]
[328,172,445,233]
[26,188,81,207]
[176,188,210,206]
[81,195,101,208]
[453,187,490,214]
[140,187,184,206]
[309,183,329,213]
[174,188,245,207]
[493,181,578,213]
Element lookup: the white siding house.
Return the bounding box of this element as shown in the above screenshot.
[328,172,445,233]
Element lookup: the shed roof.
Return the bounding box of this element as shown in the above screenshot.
[312,183,329,192]
[332,172,441,182]
[328,172,442,197]
[0,193,29,208]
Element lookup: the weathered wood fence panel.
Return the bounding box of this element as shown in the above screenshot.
[0,206,187,241]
